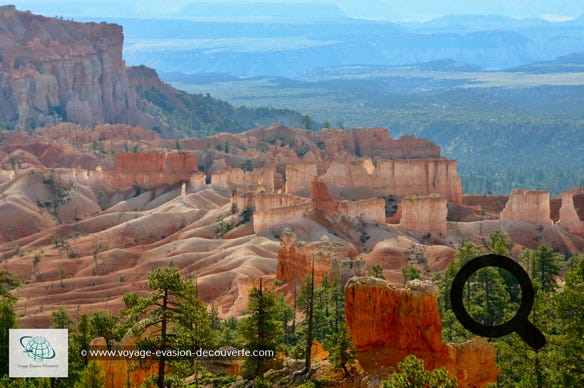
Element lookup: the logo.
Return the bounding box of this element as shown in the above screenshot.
[9,329,68,378]
[20,336,57,361]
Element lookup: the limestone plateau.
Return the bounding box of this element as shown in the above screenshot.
[0,5,297,136]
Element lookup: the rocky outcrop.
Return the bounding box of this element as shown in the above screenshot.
[317,127,441,160]
[235,192,309,214]
[321,158,462,204]
[312,176,385,224]
[400,195,448,237]
[0,6,141,128]
[500,190,552,226]
[212,168,275,192]
[90,336,158,388]
[276,230,364,286]
[345,277,499,387]
[253,203,311,233]
[55,152,204,191]
[559,188,584,237]
[285,162,317,193]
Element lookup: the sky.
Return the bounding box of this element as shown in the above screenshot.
[6,0,584,22]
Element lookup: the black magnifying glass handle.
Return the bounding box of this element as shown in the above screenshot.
[515,320,546,350]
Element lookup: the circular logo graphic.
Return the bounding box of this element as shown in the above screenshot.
[20,336,57,361]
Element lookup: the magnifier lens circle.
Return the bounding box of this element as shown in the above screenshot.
[450,254,535,338]
[462,267,521,326]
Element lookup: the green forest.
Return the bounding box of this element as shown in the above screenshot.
[1,230,582,387]
[169,73,584,196]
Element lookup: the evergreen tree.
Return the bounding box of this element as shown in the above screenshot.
[402,266,421,283]
[123,267,213,388]
[50,307,73,329]
[521,245,562,293]
[556,256,584,385]
[367,264,385,279]
[73,361,105,388]
[382,355,457,388]
[238,279,283,379]
[328,322,355,376]
[0,271,19,378]
[89,311,123,348]
[437,242,481,342]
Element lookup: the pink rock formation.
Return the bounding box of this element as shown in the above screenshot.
[317,127,441,160]
[276,230,364,286]
[285,162,318,193]
[345,277,499,387]
[55,152,203,191]
[500,190,552,226]
[559,188,584,237]
[253,203,312,233]
[235,192,309,213]
[321,158,463,204]
[400,195,448,237]
[211,167,275,192]
[312,176,386,224]
[0,6,142,128]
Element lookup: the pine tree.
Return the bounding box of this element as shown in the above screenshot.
[123,267,213,388]
[0,271,19,378]
[73,361,105,388]
[556,256,584,385]
[238,279,283,379]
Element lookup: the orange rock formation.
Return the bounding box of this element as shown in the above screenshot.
[54,152,204,191]
[345,277,499,387]
[312,176,386,224]
[276,230,364,286]
[559,188,584,237]
[400,195,448,238]
[317,127,441,160]
[0,6,142,128]
[211,167,275,192]
[90,336,158,388]
[500,190,552,226]
[321,158,463,204]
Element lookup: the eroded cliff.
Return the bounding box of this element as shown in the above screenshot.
[0,5,140,128]
[500,190,552,226]
[276,230,364,287]
[345,277,499,387]
[400,195,448,238]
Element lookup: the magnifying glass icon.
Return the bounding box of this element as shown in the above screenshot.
[450,254,546,350]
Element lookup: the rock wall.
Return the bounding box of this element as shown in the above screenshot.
[211,167,275,192]
[500,190,552,226]
[400,195,448,238]
[312,176,385,223]
[321,158,462,204]
[345,277,499,387]
[253,203,311,233]
[276,230,364,286]
[63,151,200,190]
[90,336,157,388]
[235,192,309,213]
[317,127,441,159]
[285,162,317,193]
[559,189,584,237]
[0,6,140,128]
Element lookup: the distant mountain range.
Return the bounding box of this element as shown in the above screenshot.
[72,14,584,77]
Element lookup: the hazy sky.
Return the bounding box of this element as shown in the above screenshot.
[7,0,584,21]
